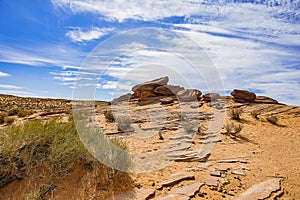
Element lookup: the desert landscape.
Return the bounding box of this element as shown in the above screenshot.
[0,76,299,200]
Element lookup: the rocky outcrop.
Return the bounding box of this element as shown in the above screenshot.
[111,93,132,104]
[132,76,169,100]
[231,89,256,103]
[202,93,221,102]
[154,85,184,96]
[177,89,202,102]
[254,96,279,104]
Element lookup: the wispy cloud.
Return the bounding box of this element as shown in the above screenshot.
[66,27,114,42]
[0,44,84,68]
[0,71,10,77]
[0,84,22,90]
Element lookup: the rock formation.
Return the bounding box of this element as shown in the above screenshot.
[177,89,202,102]
[202,93,221,102]
[231,89,256,103]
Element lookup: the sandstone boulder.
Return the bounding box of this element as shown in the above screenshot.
[154,85,184,96]
[132,76,169,100]
[231,89,256,102]
[202,93,221,102]
[177,89,202,102]
[111,93,131,104]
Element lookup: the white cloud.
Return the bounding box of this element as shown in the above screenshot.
[66,27,114,42]
[0,71,10,77]
[0,84,22,90]
[0,44,84,68]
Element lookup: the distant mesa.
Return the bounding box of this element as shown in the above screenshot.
[111,76,280,105]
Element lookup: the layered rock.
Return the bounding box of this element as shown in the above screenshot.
[177,89,202,102]
[231,89,256,103]
[154,85,184,96]
[254,96,279,104]
[202,93,221,102]
[132,76,169,100]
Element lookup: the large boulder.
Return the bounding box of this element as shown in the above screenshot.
[132,76,169,100]
[111,93,131,104]
[202,93,221,102]
[154,85,184,96]
[177,89,202,102]
[231,89,256,103]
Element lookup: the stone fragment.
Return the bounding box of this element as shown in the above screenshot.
[174,182,204,197]
[232,170,246,176]
[205,177,219,187]
[210,170,222,177]
[156,194,189,200]
[160,173,195,188]
[237,179,281,200]
[216,159,240,163]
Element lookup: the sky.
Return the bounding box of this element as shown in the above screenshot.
[0,0,299,105]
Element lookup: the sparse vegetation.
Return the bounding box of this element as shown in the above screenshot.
[267,115,278,125]
[115,115,131,131]
[7,108,20,116]
[0,117,130,198]
[17,109,34,118]
[229,108,243,120]
[104,109,115,122]
[4,117,15,125]
[0,112,7,124]
[223,122,243,135]
[251,110,261,119]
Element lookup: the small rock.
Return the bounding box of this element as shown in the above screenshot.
[160,173,195,188]
[232,170,246,176]
[210,170,222,177]
[205,177,219,187]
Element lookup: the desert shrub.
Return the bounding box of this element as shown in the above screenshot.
[4,117,15,125]
[230,108,243,120]
[7,108,20,116]
[0,118,130,198]
[250,110,261,119]
[223,122,243,135]
[0,112,7,124]
[115,115,131,131]
[267,115,278,125]
[104,109,115,122]
[17,109,34,118]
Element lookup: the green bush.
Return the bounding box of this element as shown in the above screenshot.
[0,118,130,198]
[223,122,243,135]
[104,109,115,122]
[7,108,20,116]
[230,108,243,120]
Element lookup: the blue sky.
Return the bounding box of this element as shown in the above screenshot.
[0,0,299,105]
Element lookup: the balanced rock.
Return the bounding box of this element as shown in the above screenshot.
[154,85,184,96]
[202,93,221,102]
[177,89,202,102]
[231,89,256,102]
[132,76,169,100]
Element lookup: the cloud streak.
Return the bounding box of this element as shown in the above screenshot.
[66,27,114,42]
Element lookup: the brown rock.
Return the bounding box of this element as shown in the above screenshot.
[202,93,221,102]
[156,194,189,200]
[205,177,219,187]
[177,89,202,102]
[111,93,131,104]
[254,96,279,104]
[231,89,256,102]
[159,97,174,105]
[132,76,169,100]
[154,85,184,96]
[174,182,205,197]
[160,173,195,188]
[107,189,155,200]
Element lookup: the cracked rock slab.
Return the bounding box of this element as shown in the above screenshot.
[174,182,204,197]
[237,178,281,200]
[156,194,189,200]
[159,173,195,188]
